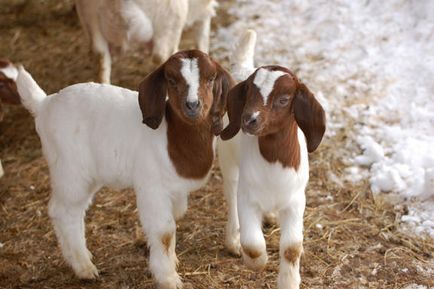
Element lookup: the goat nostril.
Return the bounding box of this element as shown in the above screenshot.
[186,100,200,110]
[243,115,258,126]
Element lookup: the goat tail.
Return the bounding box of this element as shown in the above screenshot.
[231,29,257,80]
[16,66,47,116]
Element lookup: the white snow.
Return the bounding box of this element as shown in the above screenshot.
[212,0,434,238]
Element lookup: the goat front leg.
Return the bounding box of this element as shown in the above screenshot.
[238,187,267,271]
[192,17,211,53]
[277,193,306,289]
[136,189,181,289]
[218,141,240,256]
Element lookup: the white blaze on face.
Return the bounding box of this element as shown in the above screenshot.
[252,111,260,119]
[0,63,18,81]
[253,68,286,105]
[180,58,200,103]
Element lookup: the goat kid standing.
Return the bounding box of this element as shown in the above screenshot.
[15,50,233,289]
[219,30,326,289]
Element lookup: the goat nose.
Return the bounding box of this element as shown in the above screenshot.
[243,114,258,126]
[186,100,200,110]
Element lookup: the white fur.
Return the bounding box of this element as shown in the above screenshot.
[75,0,217,83]
[219,30,309,289]
[0,64,18,81]
[17,67,214,288]
[230,29,257,82]
[251,111,260,119]
[253,68,286,105]
[180,58,200,102]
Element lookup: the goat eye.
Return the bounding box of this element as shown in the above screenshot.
[276,95,290,107]
[167,78,176,86]
[279,97,289,106]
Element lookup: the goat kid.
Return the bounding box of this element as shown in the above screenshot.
[16,50,233,289]
[219,30,326,289]
[0,59,21,178]
[76,0,217,83]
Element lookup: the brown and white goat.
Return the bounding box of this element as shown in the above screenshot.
[218,30,326,289]
[16,50,233,289]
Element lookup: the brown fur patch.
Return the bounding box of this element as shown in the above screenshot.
[0,59,11,68]
[284,242,303,265]
[166,105,215,179]
[161,232,173,254]
[242,246,263,259]
[258,114,300,169]
[139,50,233,180]
[0,72,21,105]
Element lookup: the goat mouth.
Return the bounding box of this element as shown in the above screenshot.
[183,110,201,121]
[241,126,261,136]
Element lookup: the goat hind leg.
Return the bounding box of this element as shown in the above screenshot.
[48,181,98,279]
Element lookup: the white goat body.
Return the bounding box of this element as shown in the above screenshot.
[75,0,216,83]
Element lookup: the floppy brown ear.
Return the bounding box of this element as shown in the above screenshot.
[220,80,247,140]
[294,83,326,152]
[211,62,235,136]
[138,64,167,129]
[0,75,21,105]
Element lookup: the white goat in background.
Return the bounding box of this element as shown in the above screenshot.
[75,0,217,83]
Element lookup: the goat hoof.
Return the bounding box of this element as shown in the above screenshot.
[225,235,241,256]
[156,274,182,289]
[75,262,99,280]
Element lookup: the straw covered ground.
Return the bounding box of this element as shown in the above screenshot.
[0,1,433,288]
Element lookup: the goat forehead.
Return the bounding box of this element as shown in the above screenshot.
[180,58,200,102]
[253,68,286,105]
[0,64,18,81]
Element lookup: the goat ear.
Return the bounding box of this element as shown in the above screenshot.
[220,80,247,140]
[211,61,235,136]
[0,76,21,105]
[138,64,167,129]
[293,83,326,152]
